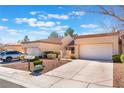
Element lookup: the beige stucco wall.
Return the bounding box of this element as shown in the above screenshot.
[3,45,24,52]
[75,35,119,58]
[23,42,62,53]
[23,36,74,54]
[61,35,73,48]
[0,46,3,51]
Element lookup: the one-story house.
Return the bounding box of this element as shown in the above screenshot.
[22,35,74,57]
[23,31,124,60]
[75,31,124,60]
[0,43,24,52]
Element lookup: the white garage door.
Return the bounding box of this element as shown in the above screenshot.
[27,47,41,56]
[80,44,113,60]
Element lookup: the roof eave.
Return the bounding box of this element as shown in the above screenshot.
[75,32,119,39]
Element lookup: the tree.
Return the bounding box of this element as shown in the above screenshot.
[22,35,30,43]
[93,6,124,23]
[48,31,59,38]
[64,27,78,37]
[70,6,124,31]
[83,6,124,30]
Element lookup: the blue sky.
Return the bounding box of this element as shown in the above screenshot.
[0,5,117,43]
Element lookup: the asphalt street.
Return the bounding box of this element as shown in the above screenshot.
[0,79,25,88]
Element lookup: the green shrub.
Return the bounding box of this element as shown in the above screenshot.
[47,53,57,59]
[34,56,39,60]
[120,54,124,63]
[43,51,54,58]
[112,55,121,62]
[42,51,60,58]
[30,56,39,62]
[33,60,43,66]
[53,52,60,58]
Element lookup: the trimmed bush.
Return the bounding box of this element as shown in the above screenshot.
[33,60,43,66]
[42,51,54,58]
[112,55,121,62]
[120,54,124,63]
[53,52,60,58]
[47,53,57,59]
[43,51,60,58]
[30,56,39,62]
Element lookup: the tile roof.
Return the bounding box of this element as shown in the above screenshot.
[23,38,62,45]
[75,31,119,39]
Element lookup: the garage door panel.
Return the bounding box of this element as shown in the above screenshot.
[27,48,41,56]
[80,44,113,60]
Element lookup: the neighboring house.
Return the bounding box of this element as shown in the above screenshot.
[0,43,24,52]
[22,35,74,57]
[75,31,124,60]
[0,44,4,51]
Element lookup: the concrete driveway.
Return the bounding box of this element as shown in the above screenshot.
[0,60,113,88]
[45,60,113,88]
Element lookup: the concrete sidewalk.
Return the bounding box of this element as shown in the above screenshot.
[0,60,113,88]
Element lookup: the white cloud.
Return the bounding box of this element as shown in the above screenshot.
[58,6,63,9]
[0,25,20,35]
[30,11,40,15]
[15,18,37,27]
[40,27,49,30]
[39,25,69,33]
[38,15,48,19]
[52,25,69,31]
[30,11,69,20]
[1,18,8,21]
[0,25,25,36]
[53,25,69,35]
[48,14,69,20]
[39,14,69,20]
[33,21,56,27]
[15,18,37,24]
[69,11,85,16]
[15,18,56,27]
[80,24,98,29]
[56,22,61,25]
[0,26,8,30]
